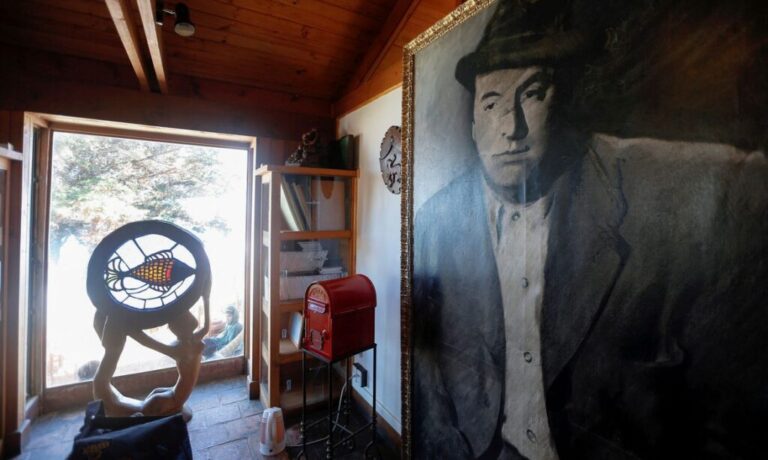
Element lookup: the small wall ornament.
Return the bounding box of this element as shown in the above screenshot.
[379,125,402,194]
[286,128,324,167]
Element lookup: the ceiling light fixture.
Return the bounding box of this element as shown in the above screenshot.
[155,0,196,37]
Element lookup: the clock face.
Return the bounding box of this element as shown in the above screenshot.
[379,126,402,194]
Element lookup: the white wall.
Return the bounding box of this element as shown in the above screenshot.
[337,88,403,433]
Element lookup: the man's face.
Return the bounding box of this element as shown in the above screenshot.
[473,66,554,190]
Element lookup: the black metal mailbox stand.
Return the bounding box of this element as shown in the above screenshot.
[299,343,378,460]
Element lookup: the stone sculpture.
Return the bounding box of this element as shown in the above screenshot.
[86,220,211,421]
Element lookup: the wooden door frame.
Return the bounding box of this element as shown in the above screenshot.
[0,148,20,457]
[1,112,34,459]
[24,116,52,427]
[24,113,258,415]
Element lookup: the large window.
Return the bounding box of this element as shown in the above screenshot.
[45,132,248,387]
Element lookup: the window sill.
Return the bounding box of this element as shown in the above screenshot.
[42,355,246,413]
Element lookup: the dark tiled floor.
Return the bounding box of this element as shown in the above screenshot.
[13,376,398,459]
[285,408,399,460]
[13,376,262,459]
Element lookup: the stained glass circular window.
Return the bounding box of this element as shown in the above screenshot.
[87,220,211,330]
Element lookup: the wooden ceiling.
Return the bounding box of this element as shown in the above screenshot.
[0,0,457,105]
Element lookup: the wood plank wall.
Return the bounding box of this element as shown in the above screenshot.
[256,138,299,167]
[333,59,403,118]
[333,0,457,117]
[0,45,334,143]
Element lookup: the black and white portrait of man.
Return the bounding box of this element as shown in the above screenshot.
[408,0,768,458]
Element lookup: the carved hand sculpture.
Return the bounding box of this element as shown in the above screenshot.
[86,220,212,421]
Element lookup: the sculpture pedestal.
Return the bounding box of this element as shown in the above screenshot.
[181,403,193,423]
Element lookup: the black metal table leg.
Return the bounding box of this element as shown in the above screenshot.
[372,345,377,451]
[300,344,378,460]
[326,360,333,460]
[345,358,351,428]
[364,345,378,459]
[301,350,307,459]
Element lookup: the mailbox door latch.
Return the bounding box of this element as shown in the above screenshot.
[310,328,326,349]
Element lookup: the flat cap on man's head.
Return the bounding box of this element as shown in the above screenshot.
[455,0,618,92]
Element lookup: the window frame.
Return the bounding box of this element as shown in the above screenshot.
[29,114,257,411]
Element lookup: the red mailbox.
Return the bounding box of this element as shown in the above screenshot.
[303,274,376,361]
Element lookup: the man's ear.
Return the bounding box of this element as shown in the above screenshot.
[472,120,476,142]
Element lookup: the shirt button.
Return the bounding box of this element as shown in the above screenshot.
[511,211,521,221]
[523,352,533,363]
[526,429,537,443]
[522,277,529,288]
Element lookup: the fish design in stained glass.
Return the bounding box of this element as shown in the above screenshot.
[106,249,195,302]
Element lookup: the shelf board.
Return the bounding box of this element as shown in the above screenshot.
[0,144,23,161]
[264,339,302,364]
[255,165,359,178]
[279,372,344,413]
[279,339,302,364]
[281,299,303,313]
[262,299,303,315]
[259,362,343,413]
[279,230,352,241]
[268,229,352,241]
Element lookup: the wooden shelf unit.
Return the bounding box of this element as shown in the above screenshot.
[254,165,358,411]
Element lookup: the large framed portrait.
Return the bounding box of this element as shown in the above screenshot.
[401,0,768,458]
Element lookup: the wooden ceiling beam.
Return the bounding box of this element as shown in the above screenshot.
[341,0,421,95]
[136,0,168,94]
[104,0,151,91]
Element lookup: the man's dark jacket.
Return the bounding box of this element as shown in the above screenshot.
[412,134,768,459]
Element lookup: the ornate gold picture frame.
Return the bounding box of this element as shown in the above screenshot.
[400,1,497,457]
[401,0,768,458]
